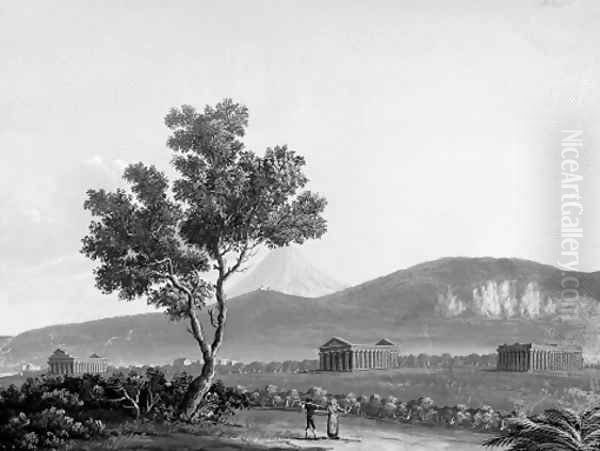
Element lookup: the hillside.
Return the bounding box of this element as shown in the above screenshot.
[3,257,600,369]
[227,246,345,298]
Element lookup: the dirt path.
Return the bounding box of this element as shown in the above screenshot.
[235,409,489,451]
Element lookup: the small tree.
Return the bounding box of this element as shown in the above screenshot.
[81,99,327,420]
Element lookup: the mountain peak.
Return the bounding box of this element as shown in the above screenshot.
[227,246,345,298]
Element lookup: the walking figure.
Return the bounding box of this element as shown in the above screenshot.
[302,398,321,439]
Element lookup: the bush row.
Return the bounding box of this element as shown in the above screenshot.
[0,370,249,450]
[243,384,514,432]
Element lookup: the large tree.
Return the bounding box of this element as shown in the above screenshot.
[81,99,327,420]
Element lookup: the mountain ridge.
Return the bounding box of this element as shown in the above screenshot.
[3,257,600,369]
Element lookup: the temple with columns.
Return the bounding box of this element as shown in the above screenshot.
[497,342,583,372]
[47,349,108,376]
[318,337,399,371]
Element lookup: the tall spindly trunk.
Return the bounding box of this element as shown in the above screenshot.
[179,275,227,421]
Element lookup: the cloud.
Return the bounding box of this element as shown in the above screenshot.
[0,155,127,265]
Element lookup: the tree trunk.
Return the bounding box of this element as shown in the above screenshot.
[179,266,228,421]
[180,354,215,420]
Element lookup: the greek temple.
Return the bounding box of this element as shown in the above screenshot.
[47,349,108,375]
[497,342,583,372]
[318,337,399,371]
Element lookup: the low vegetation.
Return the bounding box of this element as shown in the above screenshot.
[0,370,249,450]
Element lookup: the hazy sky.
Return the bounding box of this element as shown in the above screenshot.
[1,0,600,335]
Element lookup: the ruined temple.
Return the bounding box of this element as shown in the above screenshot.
[497,342,583,372]
[47,349,108,376]
[318,337,399,371]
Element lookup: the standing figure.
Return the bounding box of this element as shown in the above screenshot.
[326,398,346,439]
[302,398,321,439]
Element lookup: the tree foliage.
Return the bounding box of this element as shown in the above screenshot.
[81,99,327,418]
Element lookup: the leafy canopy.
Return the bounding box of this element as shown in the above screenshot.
[82,98,327,321]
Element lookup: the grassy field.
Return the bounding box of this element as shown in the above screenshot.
[219,367,600,412]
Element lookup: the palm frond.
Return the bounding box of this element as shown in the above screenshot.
[483,407,591,451]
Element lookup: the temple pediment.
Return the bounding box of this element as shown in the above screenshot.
[376,338,395,346]
[49,349,73,360]
[320,337,353,349]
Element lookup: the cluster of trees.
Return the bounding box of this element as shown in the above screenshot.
[397,353,496,369]
[153,353,496,377]
[0,370,249,450]
[216,360,318,375]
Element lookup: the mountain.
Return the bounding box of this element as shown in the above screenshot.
[226,246,345,298]
[3,257,600,370]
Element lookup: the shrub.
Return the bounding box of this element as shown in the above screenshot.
[0,370,248,449]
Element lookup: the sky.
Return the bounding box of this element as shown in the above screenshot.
[1,0,600,335]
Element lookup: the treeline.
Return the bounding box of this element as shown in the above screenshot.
[146,353,497,376]
[397,353,496,369]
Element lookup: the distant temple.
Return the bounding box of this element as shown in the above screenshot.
[48,349,108,376]
[318,337,399,371]
[497,343,583,372]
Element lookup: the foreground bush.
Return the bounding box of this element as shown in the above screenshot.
[0,369,248,450]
